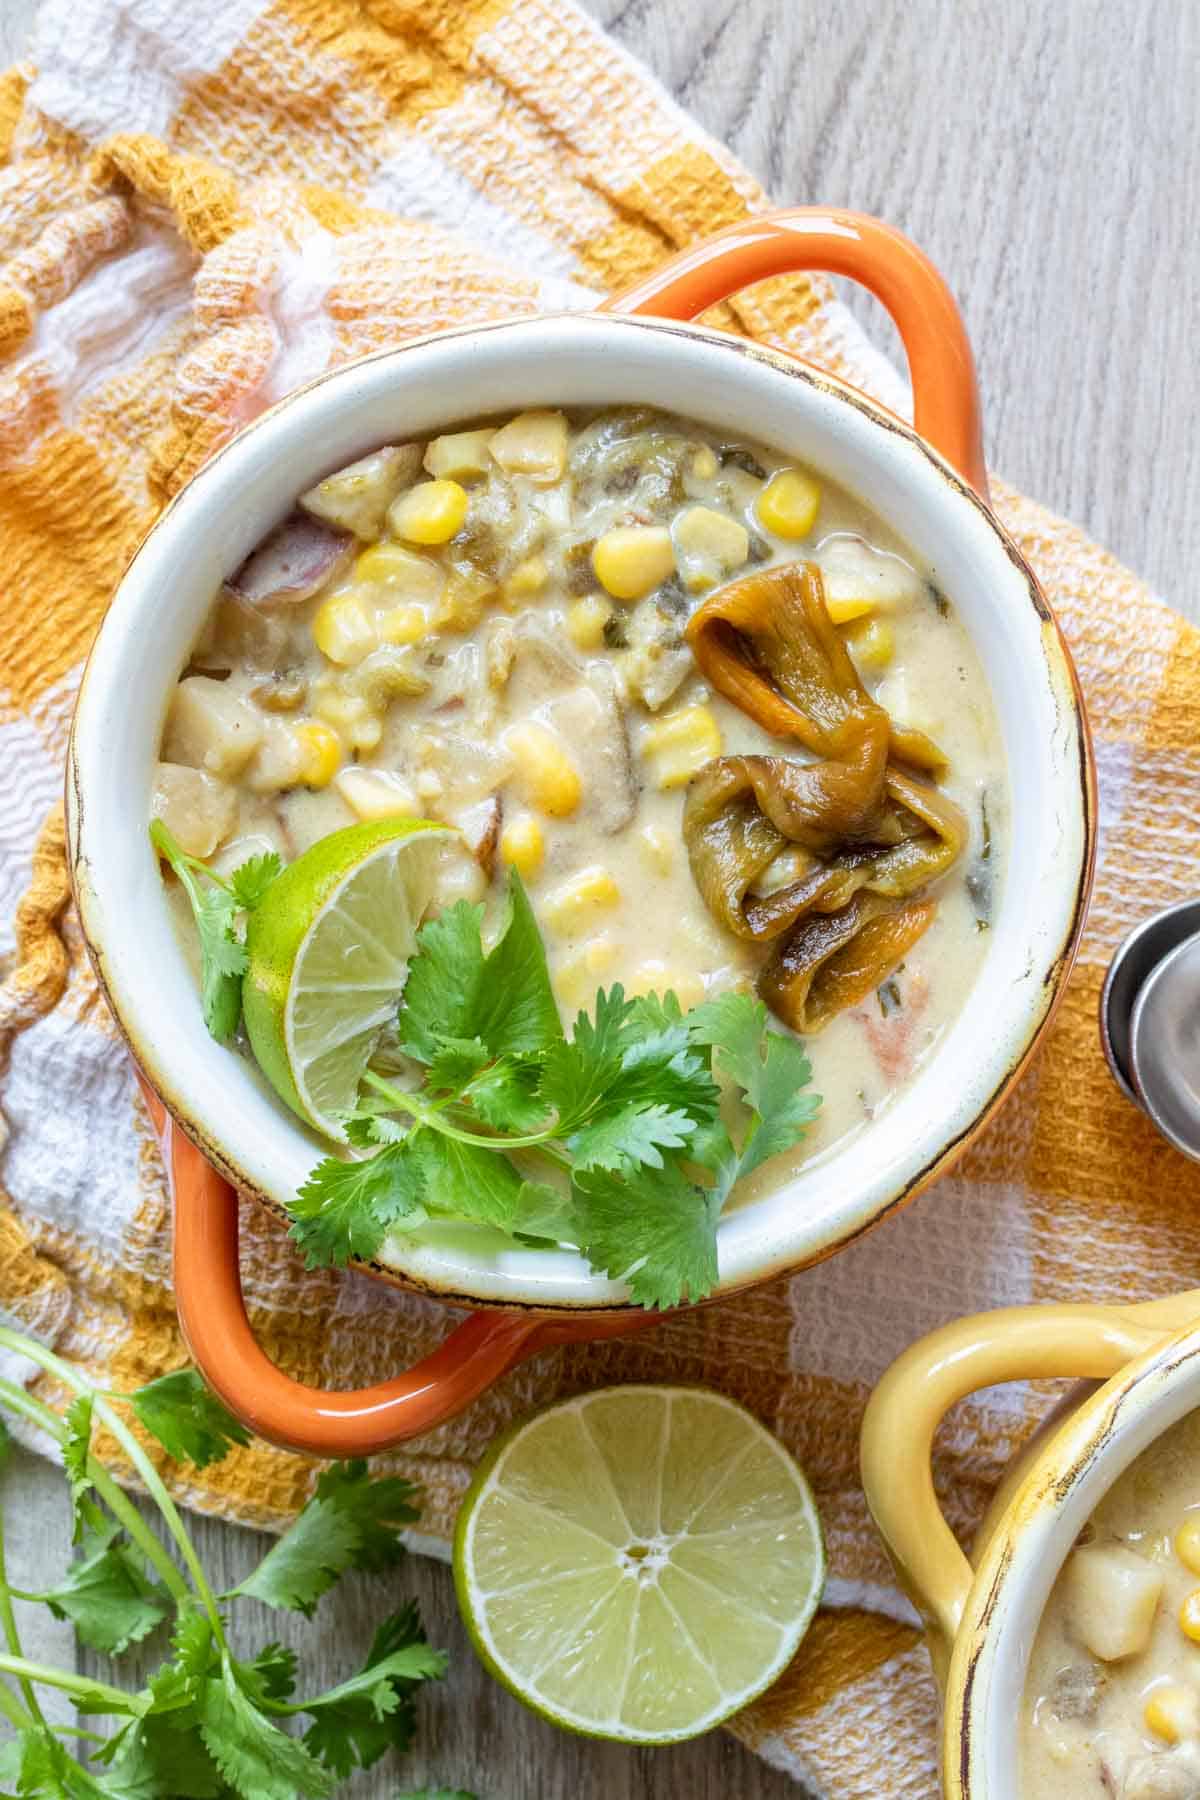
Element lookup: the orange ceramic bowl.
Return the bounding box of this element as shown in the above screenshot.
[66,211,1094,1453]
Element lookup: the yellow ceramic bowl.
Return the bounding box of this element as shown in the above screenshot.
[861,1291,1200,1798]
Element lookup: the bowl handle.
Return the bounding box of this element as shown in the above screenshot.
[860,1293,1200,1684]
[603,208,988,498]
[151,1090,644,1456]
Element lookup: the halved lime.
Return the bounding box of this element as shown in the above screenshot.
[242,818,448,1138]
[453,1385,824,1743]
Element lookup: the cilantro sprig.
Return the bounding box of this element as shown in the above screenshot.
[0,1324,463,1796]
[149,822,280,1041]
[296,872,823,1310]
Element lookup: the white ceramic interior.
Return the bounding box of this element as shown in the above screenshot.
[67,312,1091,1307]
[955,1320,1200,1799]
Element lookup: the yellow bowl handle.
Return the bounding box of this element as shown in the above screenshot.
[860,1292,1200,1684]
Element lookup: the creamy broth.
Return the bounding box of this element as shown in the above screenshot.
[153,406,1005,1180]
[1023,1412,1200,1798]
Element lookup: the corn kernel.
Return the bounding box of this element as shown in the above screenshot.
[505,721,582,817]
[755,467,821,539]
[1176,1516,1200,1574]
[488,411,568,484]
[499,813,545,880]
[378,603,428,645]
[1180,1590,1200,1642]
[334,767,418,821]
[388,479,469,546]
[846,617,895,672]
[544,866,620,932]
[592,526,676,602]
[503,555,549,602]
[555,936,618,1007]
[296,721,342,788]
[312,592,379,666]
[1145,1684,1200,1743]
[825,593,876,625]
[566,595,612,651]
[352,542,442,598]
[350,716,382,752]
[638,823,675,875]
[415,769,444,804]
[627,961,705,1010]
[673,505,749,579]
[641,704,722,790]
[691,445,718,480]
[423,428,495,482]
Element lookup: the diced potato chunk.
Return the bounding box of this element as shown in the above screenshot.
[423,429,495,482]
[151,763,235,859]
[673,505,749,592]
[544,866,620,932]
[505,721,581,818]
[163,677,263,779]
[312,592,379,666]
[1065,1545,1164,1661]
[352,542,443,601]
[245,718,311,794]
[640,704,721,790]
[300,444,421,540]
[817,534,921,614]
[638,823,674,875]
[335,767,419,821]
[592,527,675,603]
[488,410,568,485]
[503,555,548,603]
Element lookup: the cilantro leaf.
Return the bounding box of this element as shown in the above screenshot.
[129,1369,250,1469]
[300,1603,446,1778]
[395,1792,477,1800]
[512,1180,580,1247]
[42,1517,172,1655]
[233,1461,419,1612]
[687,993,822,1194]
[398,902,486,1063]
[312,1460,421,1572]
[400,874,562,1066]
[241,1642,298,1705]
[467,871,563,1058]
[103,1713,225,1799]
[568,1101,696,1174]
[149,821,246,1042]
[63,1393,94,1537]
[537,985,633,1123]
[232,1500,360,1617]
[343,1112,409,1148]
[575,1162,720,1309]
[226,852,282,911]
[290,1140,428,1269]
[465,1056,549,1134]
[425,1036,490,1092]
[420,1135,524,1233]
[198,1660,334,1800]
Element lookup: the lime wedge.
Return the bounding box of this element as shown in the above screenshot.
[453,1385,824,1743]
[242,818,448,1138]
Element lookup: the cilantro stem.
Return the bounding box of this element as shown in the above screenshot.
[0,1377,188,1608]
[0,1652,134,1712]
[0,1517,45,1731]
[363,1071,570,1154]
[0,1671,31,1732]
[0,1332,220,1637]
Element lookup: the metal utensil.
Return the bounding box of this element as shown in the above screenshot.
[1129,933,1200,1162]
[1101,900,1200,1104]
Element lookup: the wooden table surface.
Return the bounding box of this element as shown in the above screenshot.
[2,1,1200,1795]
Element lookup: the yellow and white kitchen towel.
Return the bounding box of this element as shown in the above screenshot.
[2,1,1200,1794]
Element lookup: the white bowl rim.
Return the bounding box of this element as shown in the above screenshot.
[66,310,1094,1309]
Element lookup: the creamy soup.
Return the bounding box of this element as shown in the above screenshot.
[152,405,1005,1172]
[1024,1412,1200,1798]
